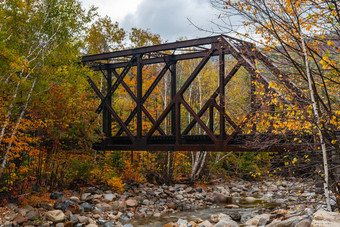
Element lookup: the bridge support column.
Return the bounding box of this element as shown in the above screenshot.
[171,62,177,136]
[137,54,143,139]
[219,47,225,140]
[103,67,112,137]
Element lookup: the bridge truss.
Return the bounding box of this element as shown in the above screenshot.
[82,35,311,152]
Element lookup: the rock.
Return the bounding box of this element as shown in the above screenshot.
[70,196,81,203]
[81,193,93,201]
[214,220,239,227]
[225,204,239,209]
[296,219,312,227]
[26,209,39,220]
[50,192,64,200]
[185,187,193,193]
[13,216,27,225]
[39,202,54,210]
[211,213,231,223]
[244,197,256,203]
[311,210,340,227]
[66,203,83,214]
[197,220,213,227]
[78,215,89,224]
[245,214,271,226]
[212,192,232,204]
[81,202,93,212]
[64,221,73,227]
[103,223,114,227]
[126,199,139,207]
[85,224,98,227]
[189,221,197,227]
[154,212,161,217]
[110,201,127,211]
[56,223,64,227]
[195,187,203,193]
[103,194,116,201]
[46,210,65,223]
[163,223,175,227]
[95,203,112,211]
[267,216,307,227]
[178,218,188,225]
[69,214,78,223]
[229,212,241,222]
[123,225,134,227]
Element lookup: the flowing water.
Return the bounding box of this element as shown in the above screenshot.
[130,199,280,226]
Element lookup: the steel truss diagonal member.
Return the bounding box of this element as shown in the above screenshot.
[96,55,137,114]
[87,77,135,143]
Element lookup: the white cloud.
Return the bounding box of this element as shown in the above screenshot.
[81,0,142,22]
[81,0,221,41]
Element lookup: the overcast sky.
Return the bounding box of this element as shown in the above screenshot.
[81,0,222,42]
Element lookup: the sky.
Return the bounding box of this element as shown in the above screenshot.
[80,0,223,42]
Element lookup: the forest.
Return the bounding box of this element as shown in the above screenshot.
[0,0,340,226]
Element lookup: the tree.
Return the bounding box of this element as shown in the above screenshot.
[0,0,95,183]
[212,0,340,210]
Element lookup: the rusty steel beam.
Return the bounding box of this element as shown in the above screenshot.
[82,35,222,62]
[83,35,312,152]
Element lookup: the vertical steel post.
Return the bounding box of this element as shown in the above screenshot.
[103,67,112,137]
[171,62,177,135]
[209,105,214,132]
[250,58,257,133]
[175,102,181,145]
[219,47,225,140]
[137,55,143,138]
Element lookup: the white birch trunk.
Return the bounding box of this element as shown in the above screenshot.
[0,78,37,179]
[301,37,332,211]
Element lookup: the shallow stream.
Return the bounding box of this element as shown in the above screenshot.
[131,198,280,226]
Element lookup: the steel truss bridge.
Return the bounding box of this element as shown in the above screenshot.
[82,35,312,152]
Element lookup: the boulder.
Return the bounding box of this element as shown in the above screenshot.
[126,199,139,207]
[245,214,270,226]
[210,213,231,223]
[198,220,213,227]
[214,220,239,227]
[50,192,64,200]
[244,197,256,203]
[212,192,232,204]
[311,210,340,227]
[46,210,65,223]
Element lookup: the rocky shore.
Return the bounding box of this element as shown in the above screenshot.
[0,177,338,226]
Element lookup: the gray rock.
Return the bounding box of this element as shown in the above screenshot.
[81,193,93,201]
[195,187,203,193]
[56,223,64,227]
[103,194,116,201]
[126,199,139,207]
[46,210,65,223]
[245,214,270,226]
[103,222,114,227]
[50,192,64,200]
[212,192,232,204]
[110,201,127,211]
[81,202,93,212]
[27,209,39,220]
[177,218,188,225]
[78,215,89,224]
[39,202,54,210]
[123,225,134,227]
[214,220,239,227]
[70,196,81,203]
[243,196,256,203]
[311,209,340,227]
[198,220,213,227]
[69,213,78,223]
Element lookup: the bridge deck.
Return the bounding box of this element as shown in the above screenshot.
[93,134,313,152]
